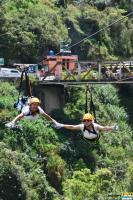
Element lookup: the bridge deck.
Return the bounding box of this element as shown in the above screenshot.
[39,80,133,85]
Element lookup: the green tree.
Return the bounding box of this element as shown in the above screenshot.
[0,81,133,199]
[63,168,114,200]
[0,0,68,62]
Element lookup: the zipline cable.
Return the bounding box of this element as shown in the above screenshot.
[0,10,133,61]
[38,10,133,63]
[68,10,133,49]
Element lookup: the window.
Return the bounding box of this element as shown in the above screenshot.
[11,70,19,73]
[43,65,49,72]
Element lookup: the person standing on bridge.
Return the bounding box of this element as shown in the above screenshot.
[52,113,118,141]
[5,97,55,128]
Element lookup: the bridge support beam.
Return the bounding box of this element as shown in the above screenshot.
[33,83,65,113]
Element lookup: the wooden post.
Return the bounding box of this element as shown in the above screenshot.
[77,61,81,81]
[58,62,61,82]
[98,62,101,80]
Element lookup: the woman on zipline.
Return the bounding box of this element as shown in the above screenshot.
[53,113,118,141]
[5,97,118,141]
[5,97,55,128]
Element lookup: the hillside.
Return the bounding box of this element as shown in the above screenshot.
[0,0,133,63]
[0,81,133,200]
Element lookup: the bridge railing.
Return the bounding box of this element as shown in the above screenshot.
[41,60,133,83]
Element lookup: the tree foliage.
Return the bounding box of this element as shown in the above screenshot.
[63,168,114,200]
[0,0,68,63]
[0,0,133,63]
[0,80,133,199]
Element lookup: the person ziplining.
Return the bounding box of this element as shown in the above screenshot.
[52,86,118,141]
[5,97,55,128]
[5,68,55,128]
[52,113,118,141]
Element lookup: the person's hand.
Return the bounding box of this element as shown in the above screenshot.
[51,120,64,129]
[5,121,16,128]
[112,124,118,131]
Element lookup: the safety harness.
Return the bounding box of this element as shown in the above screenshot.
[25,109,40,117]
[83,124,100,142]
[84,86,100,141]
[85,85,96,122]
[14,68,32,112]
[19,68,32,97]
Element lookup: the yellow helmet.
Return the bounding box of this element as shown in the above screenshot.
[83,113,94,121]
[29,97,41,105]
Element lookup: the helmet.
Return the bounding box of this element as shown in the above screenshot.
[29,97,41,105]
[83,113,94,121]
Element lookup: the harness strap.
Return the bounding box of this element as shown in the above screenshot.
[25,70,32,97]
[83,124,100,141]
[14,71,25,109]
[18,68,32,98]
[83,124,97,135]
[85,86,97,123]
[85,86,88,113]
[25,108,40,116]
[15,68,32,112]
[17,70,24,100]
[89,87,97,123]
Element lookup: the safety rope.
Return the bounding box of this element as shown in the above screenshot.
[85,86,97,122]
[89,87,97,122]
[85,86,88,113]
[18,70,24,98]
[14,68,32,111]
[18,68,32,98]
[25,70,32,97]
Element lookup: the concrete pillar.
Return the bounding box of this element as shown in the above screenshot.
[33,83,65,113]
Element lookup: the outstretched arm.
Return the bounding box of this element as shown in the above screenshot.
[5,113,24,128]
[12,113,25,123]
[42,112,55,122]
[96,124,117,131]
[52,119,81,131]
[61,124,81,131]
[41,110,81,131]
